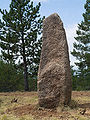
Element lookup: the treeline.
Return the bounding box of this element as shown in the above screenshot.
[0,59,37,91]
[71,0,90,90]
[0,0,90,92]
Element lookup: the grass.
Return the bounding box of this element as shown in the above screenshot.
[0,91,90,120]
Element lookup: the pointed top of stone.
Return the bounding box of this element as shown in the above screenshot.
[44,13,62,24]
[49,13,60,18]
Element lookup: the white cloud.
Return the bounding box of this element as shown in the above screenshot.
[65,24,78,67]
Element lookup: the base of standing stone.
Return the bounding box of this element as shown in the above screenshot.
[39,97,60,108]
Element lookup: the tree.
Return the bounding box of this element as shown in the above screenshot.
[0,60,24,92]
[71,66,78,90]
[0,0,44,91]
[71,0,90,90]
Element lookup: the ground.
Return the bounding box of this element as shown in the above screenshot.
[0,91,90,120]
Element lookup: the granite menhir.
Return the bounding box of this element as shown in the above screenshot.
[38,13,72,108]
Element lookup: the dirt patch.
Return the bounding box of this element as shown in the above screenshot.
[7,104,60,118]
[7,103,90,119]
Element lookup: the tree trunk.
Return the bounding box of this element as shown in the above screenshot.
[22,31,29,91]
[23,56,29,91]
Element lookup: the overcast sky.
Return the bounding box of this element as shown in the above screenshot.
[0,0,86,67]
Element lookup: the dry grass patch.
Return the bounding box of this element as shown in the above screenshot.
[0,91,90,120]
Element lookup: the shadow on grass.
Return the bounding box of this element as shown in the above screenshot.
[69,100,90,109]
[69,100,78,109]
[78,103,90,108]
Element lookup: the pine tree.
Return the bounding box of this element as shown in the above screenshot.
[71,0,90,90]
[0,0,44,91]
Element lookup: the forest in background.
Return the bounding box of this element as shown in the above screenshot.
[0,0,90,92]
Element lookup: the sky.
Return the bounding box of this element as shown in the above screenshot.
[0,0,86,67]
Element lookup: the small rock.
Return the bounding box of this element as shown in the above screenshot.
[80,108,86,115]
[11,98,18,103]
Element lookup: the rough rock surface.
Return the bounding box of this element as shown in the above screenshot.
[38,13,72,108]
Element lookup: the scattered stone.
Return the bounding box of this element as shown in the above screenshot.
[38,13,72,108]
[80,108,86,115]
[11,98,18,103]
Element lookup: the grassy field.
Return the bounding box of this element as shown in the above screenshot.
[0,91,90,120]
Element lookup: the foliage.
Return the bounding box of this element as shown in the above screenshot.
[0,0,44,91]
[71,0,90,90]
[0,60,24,92]
[71,66,77,90]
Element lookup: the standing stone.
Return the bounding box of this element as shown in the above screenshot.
[38,13,72,108]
